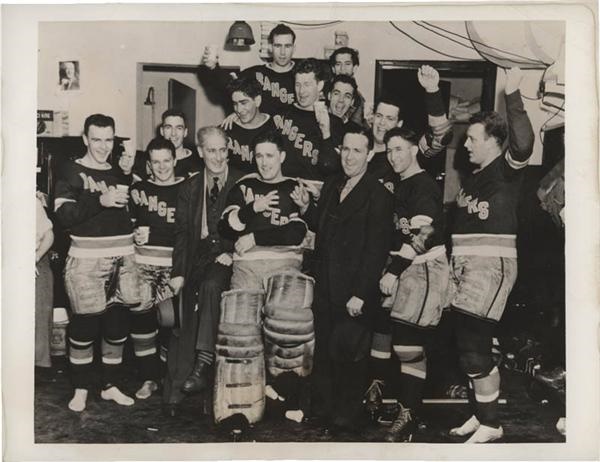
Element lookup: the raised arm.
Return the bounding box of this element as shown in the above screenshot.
[503,67,535,168]
[417,65,454,158]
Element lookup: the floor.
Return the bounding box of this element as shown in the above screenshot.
[34,354,565,444]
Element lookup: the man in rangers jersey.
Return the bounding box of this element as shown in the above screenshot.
[447,68,534,443]
[367,65,452,192]
[225,77,277,174]
[160,109,203,178]
[377,127,449,442]
[329,47,366,128]
[54,114,140,412]
[273,58,345,182]
[366,64,452,411]
[129,137,186,400]
[219,130,308,290]
[203,23,297,118]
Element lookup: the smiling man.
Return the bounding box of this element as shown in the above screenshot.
[273,58,345,181]
[161,126,243,414]
[301,127,393,436]
[329,47,365,127]
[327,74,362,131]
[54,114,140,412]
[129,137,186,401]
[219,130,308,290]
[225,77,276,174]
[367,65,452,192]
[159,109,203,178]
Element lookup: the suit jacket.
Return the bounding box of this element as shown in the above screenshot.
[171,166,244,284]
[308,171,393,315]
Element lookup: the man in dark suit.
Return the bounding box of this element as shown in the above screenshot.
[163,126,243,415]
[298,127,393,434]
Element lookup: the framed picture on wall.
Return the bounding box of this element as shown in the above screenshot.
[58,60,80,91]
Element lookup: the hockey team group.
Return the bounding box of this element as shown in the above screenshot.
[42,23,535,443]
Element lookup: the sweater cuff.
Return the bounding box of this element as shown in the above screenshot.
[238,203,256,224]
[505,89,524,110]
[425,90,446,117]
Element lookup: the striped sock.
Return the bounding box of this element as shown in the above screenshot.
[197,350,213,366]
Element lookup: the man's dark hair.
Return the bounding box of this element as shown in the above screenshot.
[294,58,327,82]
[374,96,402,121]
[325,74,358,99]
[161,109,187,127]
[84,113,115,136]
[227,77,262,99]
[146,137,176,158]
[268,23,296,43]
[384,127,420,147]
[329,47,360,68]
[251,130,286,154]
[469,111,507,147]
[343,126,374,151]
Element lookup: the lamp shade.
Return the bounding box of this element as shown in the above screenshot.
[226,21,255,47]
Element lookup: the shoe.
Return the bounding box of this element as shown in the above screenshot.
[535,366,566,391]
[384,405,415,442]
[465,424,503,443]
[68,388,88,412]
[101,386,135,406]
[449,414,480,436]
[364,379,384,417]
[135,380,159,400]
[181,359,210,394]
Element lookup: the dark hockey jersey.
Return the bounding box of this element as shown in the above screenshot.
[388,171,445,273]
[175,149,203,178]
[225,116,276,174]
[451,90,534,258]
[367,149,396,193]
[130,178,184,266]
[54,160,133,258]
[219,174,307,262]
[240,64,295,117]
[273,105,344,181]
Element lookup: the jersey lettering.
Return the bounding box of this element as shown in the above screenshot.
[273,115,320,161]
[78,173,110,194]
[228,137,253,162]
[457,189,490,220]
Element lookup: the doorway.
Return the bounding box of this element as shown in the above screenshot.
[136,63,238,152]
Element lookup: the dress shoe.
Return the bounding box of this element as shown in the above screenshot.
[181,360,210,394]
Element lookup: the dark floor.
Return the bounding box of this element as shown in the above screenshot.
[35,354,565,444]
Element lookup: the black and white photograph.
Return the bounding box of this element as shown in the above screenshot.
[2,2,598,461]
[58,60,80,91]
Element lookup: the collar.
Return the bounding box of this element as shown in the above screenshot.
[205,166,228,189]
[344,170,366,190]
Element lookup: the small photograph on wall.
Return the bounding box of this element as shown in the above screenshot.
[58,60,80,91]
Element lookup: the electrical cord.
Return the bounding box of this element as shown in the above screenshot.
[421,20,551,66]
[539,99,565,146]
[388,22,474,61]
[414,21,542,68]
[282,20,343,27]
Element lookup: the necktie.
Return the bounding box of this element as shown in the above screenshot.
[339,175,352,202]
[209,177,219,204]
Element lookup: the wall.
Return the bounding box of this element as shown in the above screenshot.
[137,69,226,150]
[38,20,563,162]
